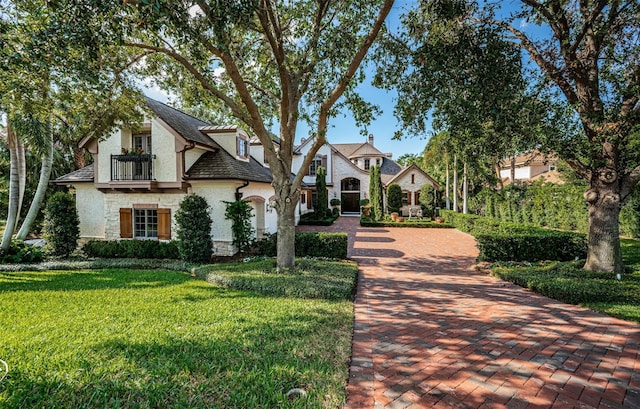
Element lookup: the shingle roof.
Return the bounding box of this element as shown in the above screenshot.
[54,164,94,183]
[380,158,403,184]
[332,143,363,158]
[346,142,386,158]
[185,151,273,183]
[145,98,219,149]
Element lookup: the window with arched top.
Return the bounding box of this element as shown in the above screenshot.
[341,178,360,192]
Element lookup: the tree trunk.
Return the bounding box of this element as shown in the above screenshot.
[445,159,451,210]
[462,162,468,214]
[510,156,516,184]
[495,162,504,190]
[583,180,623,274]
[275,191,297,270]
[1,124,20,250]
[16,132,54,240]
[453,154,458,212]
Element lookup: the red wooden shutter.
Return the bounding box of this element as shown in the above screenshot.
[158,208,171,240]
[306,191,312,209]
[119,208,133,238]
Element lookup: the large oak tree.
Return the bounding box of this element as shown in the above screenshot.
[64,0,395,268]
[382,0,640,274]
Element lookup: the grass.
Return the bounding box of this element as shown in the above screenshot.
[194,258,358,300]
[0,260,357,408]
[490,238,640,322]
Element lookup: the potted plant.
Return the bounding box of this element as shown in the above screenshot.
[434,216,445,223]
[330,198,341,208]
[390,212,399,221]
[360,199,371,217]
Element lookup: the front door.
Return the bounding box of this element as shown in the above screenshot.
[341,193,360,213]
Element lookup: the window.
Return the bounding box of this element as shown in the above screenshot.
[300,193,306,204]
[134,209,158,238]
[133,133,152,154]
[376,159,381,166]
[309,156,323,176]
[341,178,360,192]
[402,191,410,205]
[237,137,249,158]
[364,159,370,170]
[411,174,415,184]
[120,208,171,240]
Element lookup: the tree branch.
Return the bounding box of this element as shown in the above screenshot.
[125,42,253,125]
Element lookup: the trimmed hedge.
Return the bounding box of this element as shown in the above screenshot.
[82,239,180,259]
[360,217,454,228]
[442,210,588,262]
[475,231,587,262]
[257,232,348,259]
[298,212,339,226]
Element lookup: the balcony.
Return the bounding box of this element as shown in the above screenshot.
[111,154,155,181]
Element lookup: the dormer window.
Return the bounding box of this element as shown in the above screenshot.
[237,135,249,158]
[309,156,323,176]
[364,159,370,170]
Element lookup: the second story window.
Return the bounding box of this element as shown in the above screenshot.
[133,133,152,154]
[237,137,249,158]
[309,156,323,176]
[364,159,370,170]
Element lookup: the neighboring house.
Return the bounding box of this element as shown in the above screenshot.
[55,98,305,256]
[293,134,440,216]
[499,150,561,184]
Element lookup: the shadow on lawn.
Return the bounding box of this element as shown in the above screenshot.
[0,269,194,293]
[2,306,350,409]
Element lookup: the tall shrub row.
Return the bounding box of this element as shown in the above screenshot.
[175,194,213,263]
[472,182,640,238]
[369,165,383,221]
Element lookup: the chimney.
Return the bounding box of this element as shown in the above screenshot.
[368,134,374,145]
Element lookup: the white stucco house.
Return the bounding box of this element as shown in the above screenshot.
[293,134,440,216]
[54,98,306,256]
[56,98,441,255]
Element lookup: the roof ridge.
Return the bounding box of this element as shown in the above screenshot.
[145,97,210,126]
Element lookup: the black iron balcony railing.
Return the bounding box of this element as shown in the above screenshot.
[111,154,155,181]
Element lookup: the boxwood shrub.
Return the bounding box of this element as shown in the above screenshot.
[298,211,339,226]
[257,232,347,259]
[82,239,180,259]
[475,231,587,262]
[442,210,588,262]
[0,241,46,263]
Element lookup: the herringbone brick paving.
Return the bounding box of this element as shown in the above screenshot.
[299,217,640,409]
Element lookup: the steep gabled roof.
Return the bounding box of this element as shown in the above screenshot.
[384,164,441,189]
[185,151,273,183]
[145,98,219,150]
[331,143,363,158]
[54,164,94,183]
[345,142,386,159]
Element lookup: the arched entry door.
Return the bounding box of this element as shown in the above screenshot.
[245,196,266,239]
[340,178,360,213]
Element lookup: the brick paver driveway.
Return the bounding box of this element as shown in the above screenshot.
[299,217,640,409]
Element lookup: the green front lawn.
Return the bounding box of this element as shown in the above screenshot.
[0,262,356,408]
[491,238,640,323]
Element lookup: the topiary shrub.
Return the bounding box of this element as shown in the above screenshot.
[175,194,213,263]
[43,192,80,257]
[387,184,403,214]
